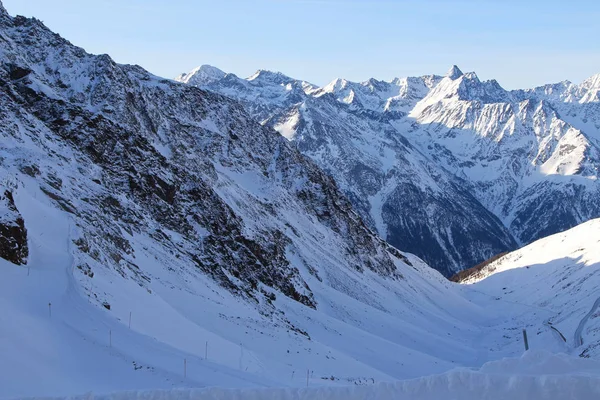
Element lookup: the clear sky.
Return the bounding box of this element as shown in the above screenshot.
[4,0,600,89]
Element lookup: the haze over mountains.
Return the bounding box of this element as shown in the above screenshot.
[177,64,600,276]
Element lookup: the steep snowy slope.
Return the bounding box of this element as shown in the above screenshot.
[0,4,503,398]
[179,64,600,273]
[178,66,517,276]
[403,67,600,246]
[457,218,600,359]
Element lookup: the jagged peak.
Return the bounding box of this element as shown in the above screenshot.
[580,72,600,90]
[362,77,390,92]
[194,64,226,76]
[0,0,11,21]
[363,77,382,87]
[175,64,226,85]
[556,79,574,87]
[389,74,442,87]
[389,76,406,86]
[322,77,350,93]
[247,69,294,85]
[463,71,480,81]
[446,65,464,80]
[175,64,227,85]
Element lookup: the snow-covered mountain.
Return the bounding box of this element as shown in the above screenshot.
[177,65,518,276]
[2,3,600,398]
[0,3,496,397]
[403,67,600,246]
[177,64,600,276]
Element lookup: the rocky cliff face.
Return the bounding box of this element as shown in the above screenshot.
[177,66,518,276]
[0,190,27,265]
[0,4,405,314]
[179,63,600,276]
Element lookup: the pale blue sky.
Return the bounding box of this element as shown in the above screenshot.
[4,0,600,89]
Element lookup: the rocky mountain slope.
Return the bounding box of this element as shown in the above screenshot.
[0,1,410,310]
[0,189,27,264]
[0,3,485,395]
[177,66,518,276]
[178,64,600,276]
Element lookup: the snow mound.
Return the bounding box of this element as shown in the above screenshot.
[18,351,600,400]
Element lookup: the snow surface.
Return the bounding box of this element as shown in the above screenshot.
[2,178,600,399]
[461,218,600,359]
[17,352,600,400]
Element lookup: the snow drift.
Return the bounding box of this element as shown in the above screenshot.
[17,352,600,400]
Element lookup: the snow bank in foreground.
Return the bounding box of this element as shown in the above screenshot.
[19,351,600,400]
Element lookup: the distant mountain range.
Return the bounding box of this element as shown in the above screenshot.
[177,64,600,276]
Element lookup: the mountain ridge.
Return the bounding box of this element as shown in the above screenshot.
[177,63,600,275]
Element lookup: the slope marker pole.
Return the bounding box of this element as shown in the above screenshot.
[522,328,529,351]
[306,369,309,387]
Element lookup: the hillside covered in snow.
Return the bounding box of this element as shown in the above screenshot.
[178,63,600,276]
[456,218,600,359]
[0,2,501,397]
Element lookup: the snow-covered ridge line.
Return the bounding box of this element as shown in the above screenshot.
[178,61,600,276]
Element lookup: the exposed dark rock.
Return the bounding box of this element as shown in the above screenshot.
[0,8,403,312]
[0,190,28,265]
